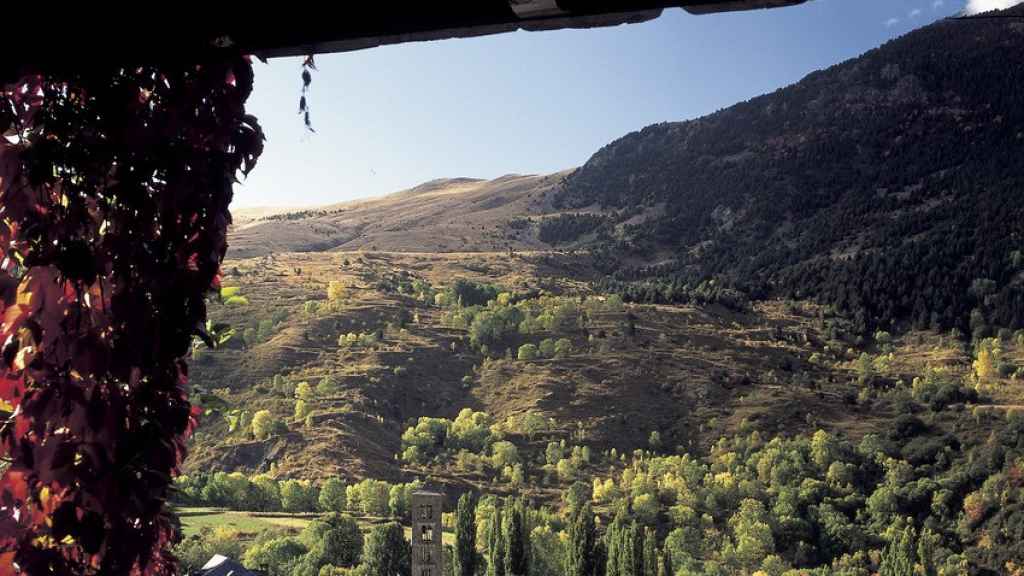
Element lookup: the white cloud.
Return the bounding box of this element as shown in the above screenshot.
[884,16,902,26]
[963,0,1024,14]
[910,8,923,16]
[932,0,944,7]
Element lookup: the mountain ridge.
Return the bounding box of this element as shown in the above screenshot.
[229,9,1024,335]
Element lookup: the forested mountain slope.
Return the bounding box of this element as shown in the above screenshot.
[556,8,1024,335]
[231,10,1024,337]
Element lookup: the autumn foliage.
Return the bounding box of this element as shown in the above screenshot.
[0,53,263,575]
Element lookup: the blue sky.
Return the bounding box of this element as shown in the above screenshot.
[234,0,998,208]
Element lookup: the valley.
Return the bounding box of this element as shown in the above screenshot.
[177,243,1024,575]
[189,249,985,483]
[174,7,1024,576]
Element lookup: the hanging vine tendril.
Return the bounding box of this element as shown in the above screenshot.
[299,55,317,132]
[0,52,263,575]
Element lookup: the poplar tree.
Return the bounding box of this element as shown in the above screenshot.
[504,498,529,576]
[642,528,657,576]
[880,524,917,576]
[456,493,478,576]
[566,503,596,576]
[657,549,673,576]
[487,507,506,576]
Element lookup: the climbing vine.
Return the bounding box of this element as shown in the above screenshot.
[0,52,263,575]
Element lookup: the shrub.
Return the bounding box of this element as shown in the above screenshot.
[556,457,579,481]
[504,412,549,441]
[648,431,662,451]
[911,371,978,411]
[539,338,556,358]
[361,523,410,576]
[281,479,320,513]
[554,338,573,358]
[901,435,953,466]
[253,410,286,440]
[258,318,275,341]
[304,513,364,568]
[296,381,316,401]
[242,534,307,576]
[470,307,524,349]
[176,527,246,574]
[973,338,1002,383]
[388,481,424,518]
[252,474,283,512]
[545,442,564,467]
[318,375,341,395]
[632,493,660,525]
[401,417,452,463]
[491,441,520,469]
[319,478,348,513]
[328,281,348,301]
[451,409,496,452]
[605,294,625,313]
[517,344,539,361]
[450,279,502,307]
[274,375,297,397]
[347,479,392,517]
[889,415,926,441]
[454,450,488,474]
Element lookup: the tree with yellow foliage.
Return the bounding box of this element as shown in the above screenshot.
[973,338,1002,386]
[328,280,348,301]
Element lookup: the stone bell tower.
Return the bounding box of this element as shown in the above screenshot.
[411,490,445,576]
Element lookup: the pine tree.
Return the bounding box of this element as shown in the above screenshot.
[880,524,917,576]
[456,493,478,576]
[504,498,529,576]
[566,503,596,576]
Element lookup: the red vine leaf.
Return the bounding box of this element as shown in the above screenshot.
[0,51,263,575]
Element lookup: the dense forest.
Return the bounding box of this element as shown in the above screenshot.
[555,7,1024,336]
[537,214,610,246]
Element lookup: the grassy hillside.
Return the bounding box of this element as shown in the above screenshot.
[227,174,569,258]
[187,249,1024,484]
[190,251,877,481]
[181,248,1024,574]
